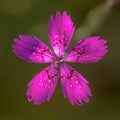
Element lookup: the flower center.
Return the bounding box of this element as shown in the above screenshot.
[58,57,64,63]
[56,57,64,64]
[54,54,66,67]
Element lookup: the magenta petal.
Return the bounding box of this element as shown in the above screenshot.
[60,63,92,106]
[48,11,75,57]
[26,64,58,105]
[65,36,108,63]
[12,35,56,63]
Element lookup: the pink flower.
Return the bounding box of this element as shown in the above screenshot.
[12,11,108,105]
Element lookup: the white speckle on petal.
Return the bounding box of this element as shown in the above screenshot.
[48,80,51,83]
[76,81,78,84]
[39,82,43,86]
[36,55,40,58]
[32,52,35,55]
[33,46,36,49]
[40,79,42,82]
[55,34,58,38]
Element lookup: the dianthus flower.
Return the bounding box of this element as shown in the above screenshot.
[12,11,108,105]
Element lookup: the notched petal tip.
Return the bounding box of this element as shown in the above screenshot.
[56,11,61,17]
[62,10,69,16]
[60,64,92,106]
[12,35,55,63]
[26,64,58,105]
[48,11,75,57]
[65,36,108,63]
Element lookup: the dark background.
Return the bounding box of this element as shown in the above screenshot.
[0,0,120,120]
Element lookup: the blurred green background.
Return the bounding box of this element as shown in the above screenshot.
[0,0,120,120]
